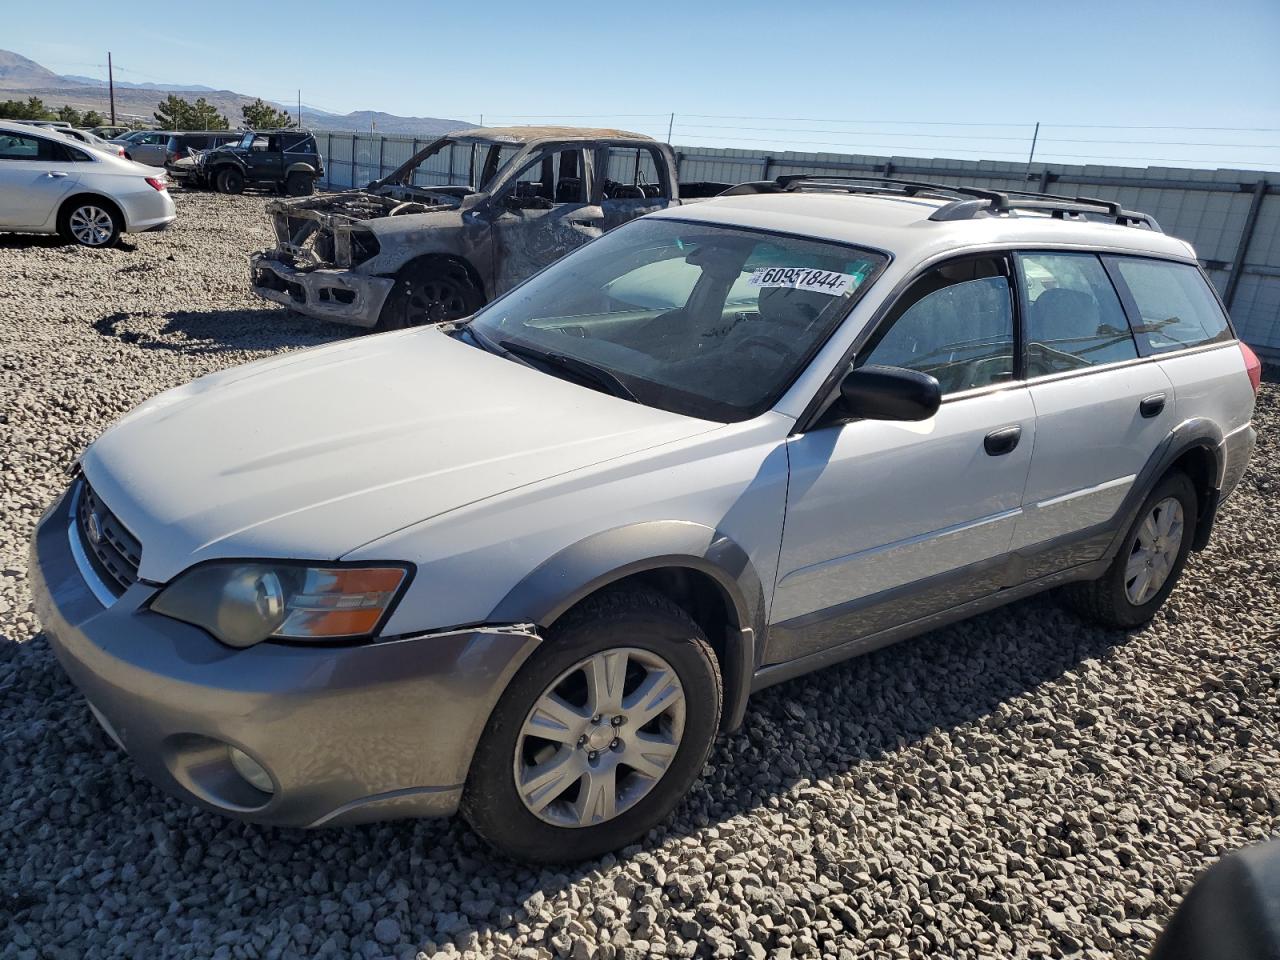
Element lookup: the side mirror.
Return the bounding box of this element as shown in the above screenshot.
[839,365,941,421]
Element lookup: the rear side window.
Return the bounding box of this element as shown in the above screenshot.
[0,134,75,162]
[1016,252,1138,375]
[859,256,1015,395]
[1107,257,1232,353]
[601,145,669,200]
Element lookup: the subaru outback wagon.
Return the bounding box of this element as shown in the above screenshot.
[31,177,1260,862]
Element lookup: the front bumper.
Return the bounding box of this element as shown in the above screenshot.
[249,253,393,328]
[29,489,540,828]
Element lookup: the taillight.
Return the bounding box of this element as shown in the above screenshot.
[116,147,125,158]
[1239,341,1262,394]
[145,177,167,192]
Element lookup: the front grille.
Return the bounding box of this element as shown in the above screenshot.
[75,480,142,594]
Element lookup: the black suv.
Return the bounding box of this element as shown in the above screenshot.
[189,130,324,196]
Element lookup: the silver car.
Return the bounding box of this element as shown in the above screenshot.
[115,129,173,166]
[0,122,176,246]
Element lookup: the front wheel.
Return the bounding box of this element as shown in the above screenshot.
[215,167,244,194]
[375,261,484,331]
[461,589,722,863]
[1063,471,1197,628]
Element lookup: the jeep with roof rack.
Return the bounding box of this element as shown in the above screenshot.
[249,126,729,331]
[33,173,1259,862]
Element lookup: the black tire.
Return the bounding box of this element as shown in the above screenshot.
[57,197,123,248]
[374,261,485,331]
[461,588,722,864]
[285,172,314,196]
[215,166,244,194]
[1064,471,1198,628]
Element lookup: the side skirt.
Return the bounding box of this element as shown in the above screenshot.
[750,556,1109,693]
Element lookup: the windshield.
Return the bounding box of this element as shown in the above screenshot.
[469,218,886,422]
[385,137,522,191]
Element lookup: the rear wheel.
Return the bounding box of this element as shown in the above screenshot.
[375,261,484,331]
[215,167,244,194]
[58,199,122,248]
[461,589,722,863]
[1064,471,1197,628]
[285,172,314,196]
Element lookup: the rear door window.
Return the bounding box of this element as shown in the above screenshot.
[1016,252,1138,375]
[600,145,669,200]
[1105,257,1233,353]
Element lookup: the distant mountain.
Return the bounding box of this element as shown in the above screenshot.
[0,49,64,86]
[61,75,219,93]
[0,48,471,137]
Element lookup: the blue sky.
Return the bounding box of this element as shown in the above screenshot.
[11,0,1280,170]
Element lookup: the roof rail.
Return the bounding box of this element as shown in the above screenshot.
[718,174,1162,232]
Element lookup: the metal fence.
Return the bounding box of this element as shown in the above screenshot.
[314,130,1280,356]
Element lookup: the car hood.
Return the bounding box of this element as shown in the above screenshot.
[82,329,721,582]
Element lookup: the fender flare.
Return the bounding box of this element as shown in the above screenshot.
[488,521,765,732]
[285,161,317,176]
[1104,417,1225,560]
[385,252,488,302]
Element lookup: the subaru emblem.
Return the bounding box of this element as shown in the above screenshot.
[86,512,102,545]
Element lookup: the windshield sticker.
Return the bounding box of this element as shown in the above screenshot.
[747,267,857,296]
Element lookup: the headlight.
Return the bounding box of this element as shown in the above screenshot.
[150,562,410,648]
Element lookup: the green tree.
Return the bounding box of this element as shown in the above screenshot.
[154,94,229,130]
[81,110,105,127]
[56,104,82,125]
[0,96,52,121]
[241,98,292,130]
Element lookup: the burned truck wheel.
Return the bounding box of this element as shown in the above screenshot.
[285,172,314,197]
[376,261,485,332]
[216,167,245,195]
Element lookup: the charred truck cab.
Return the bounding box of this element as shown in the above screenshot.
[249,126,727,331]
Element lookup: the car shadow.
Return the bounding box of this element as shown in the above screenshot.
[91,307,353,354]
[0,589,1133,953]
[0,234,137,253]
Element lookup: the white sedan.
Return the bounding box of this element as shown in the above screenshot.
[0,121,176,248]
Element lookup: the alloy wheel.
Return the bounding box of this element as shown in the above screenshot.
[514,647,685,828]
[405,277,469,325]
[1125,496,1184,605]
[68,206,115,246]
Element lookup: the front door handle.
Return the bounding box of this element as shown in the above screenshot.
[1140,393,1166,418]
[984,425,1022,456]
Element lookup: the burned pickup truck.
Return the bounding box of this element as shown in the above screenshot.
[249,126,728,330]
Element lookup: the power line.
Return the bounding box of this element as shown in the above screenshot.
[672,122,1280,150]
[668,131,1279,166]
[678,113,1280,133]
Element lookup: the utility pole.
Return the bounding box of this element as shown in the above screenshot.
[297,89,301,129]
[1025,121,1040,171]
[107,51,116,125]
[667,112,675,144]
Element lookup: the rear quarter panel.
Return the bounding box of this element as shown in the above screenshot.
[1159,344,1255,437]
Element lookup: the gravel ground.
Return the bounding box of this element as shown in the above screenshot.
[1,189,1277,960]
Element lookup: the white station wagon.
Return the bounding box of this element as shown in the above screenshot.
[31,177,1260,862]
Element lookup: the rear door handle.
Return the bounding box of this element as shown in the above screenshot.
[46,171,70,179]
[1140,393,1166,418]
[984,425,1022,456]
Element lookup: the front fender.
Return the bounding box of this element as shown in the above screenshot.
[488,520,765,732]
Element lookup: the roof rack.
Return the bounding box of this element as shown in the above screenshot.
[718,175,1162,232]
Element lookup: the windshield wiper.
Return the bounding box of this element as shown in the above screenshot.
[498,339,638,402]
